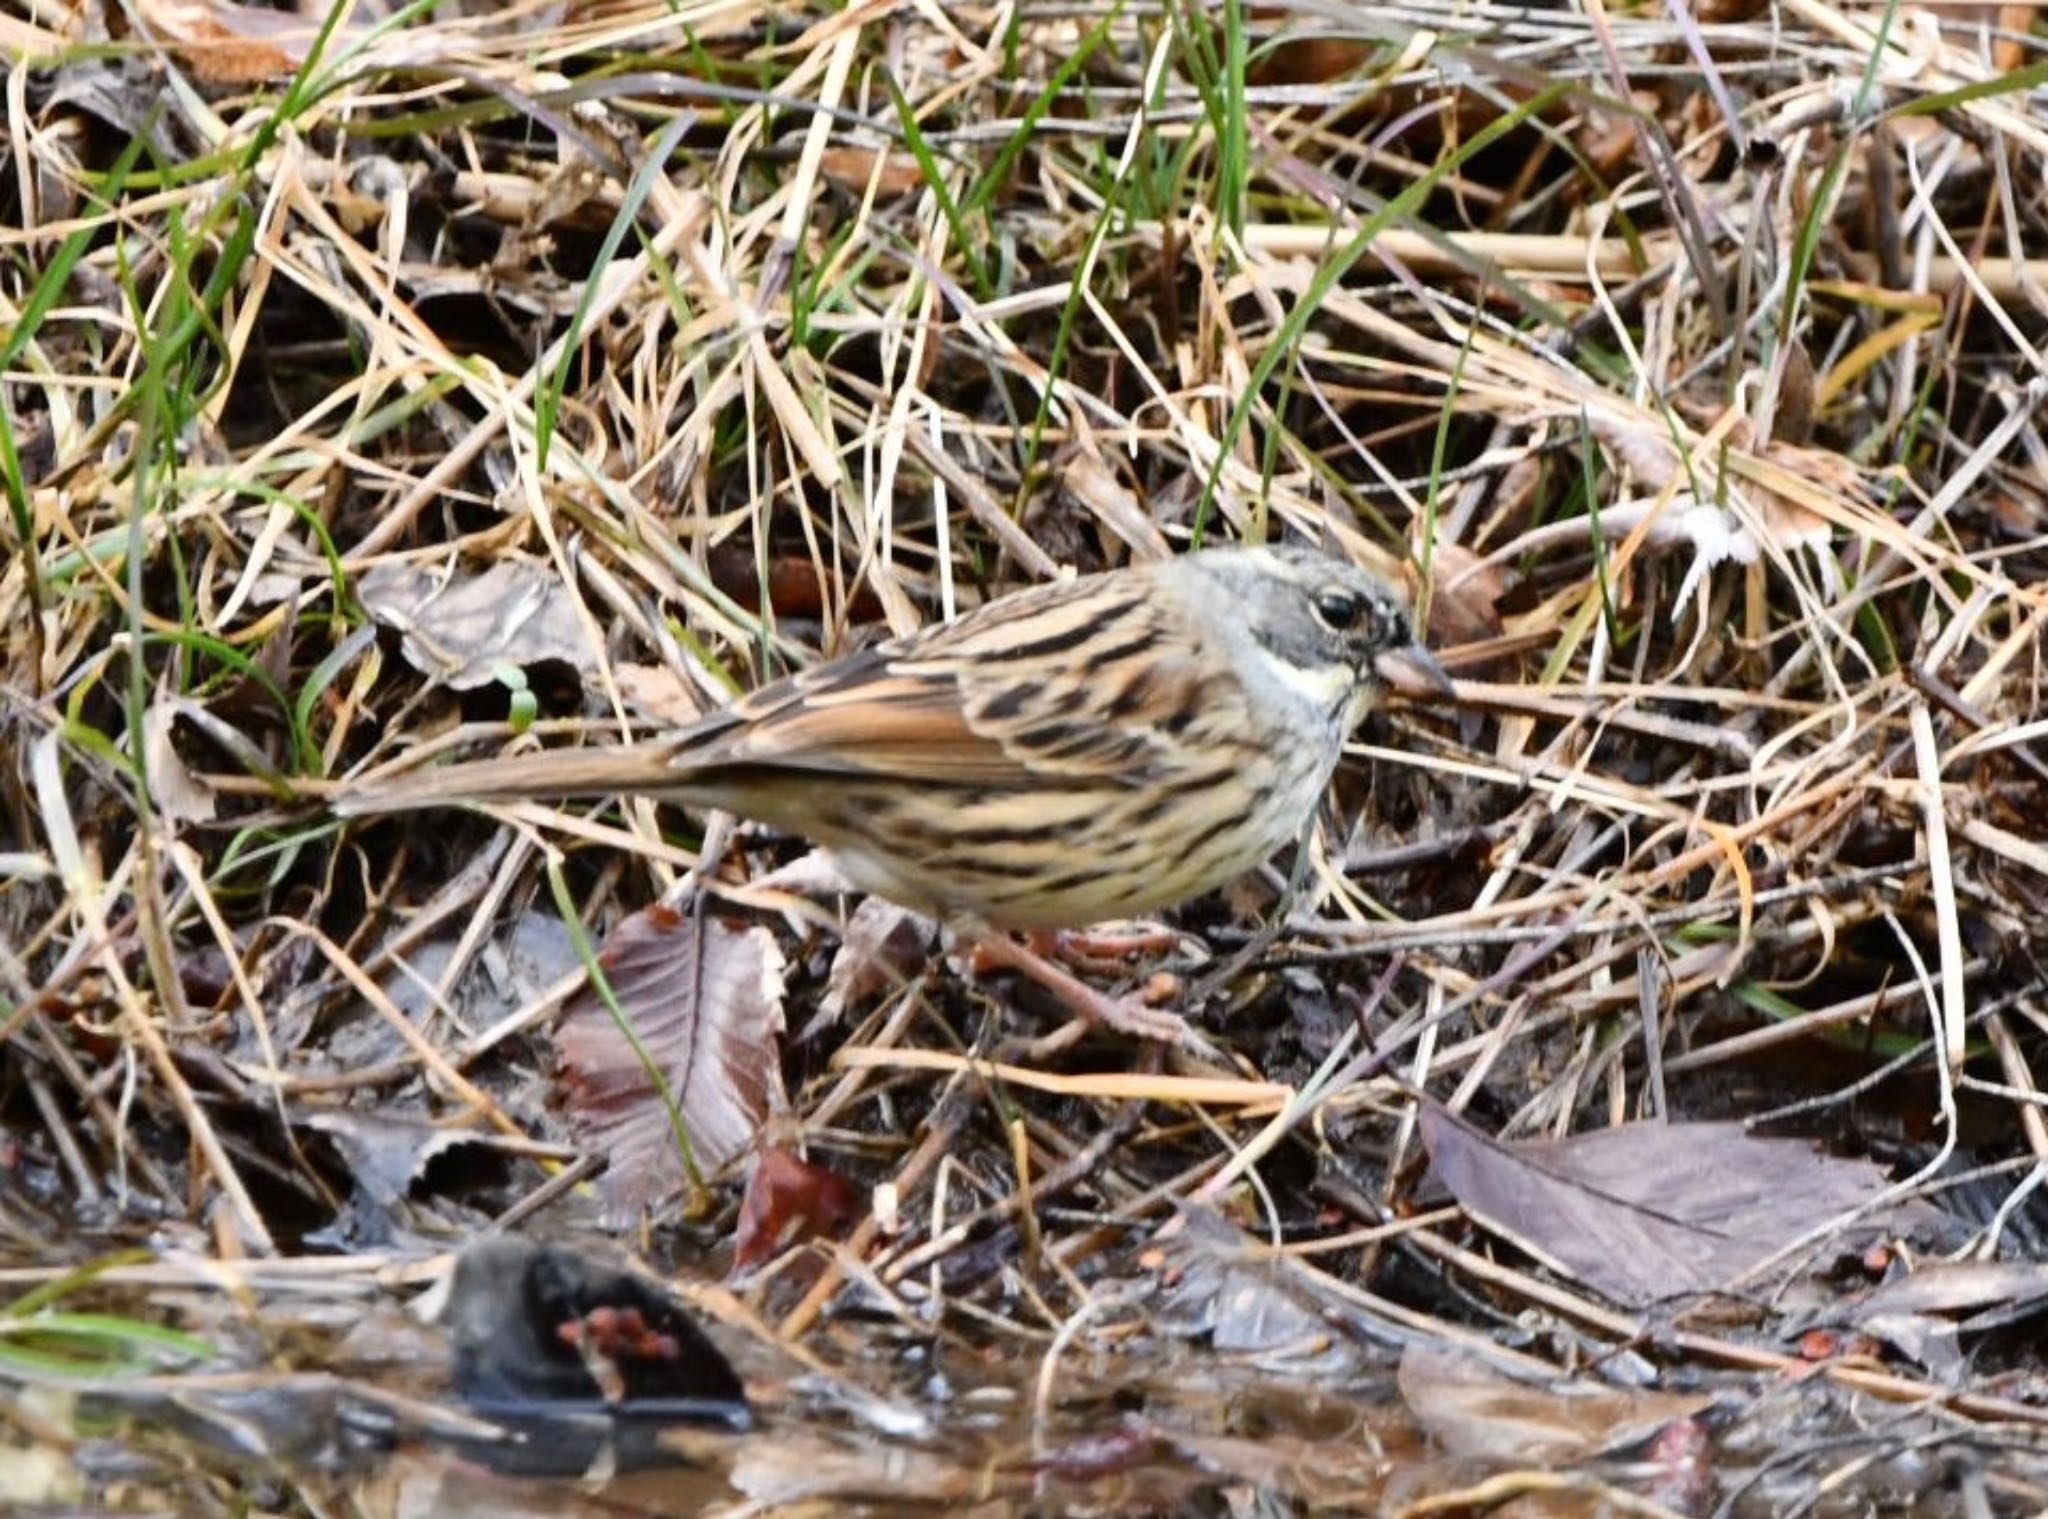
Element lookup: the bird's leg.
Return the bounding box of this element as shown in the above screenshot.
[1031,925,1182,968]
[965,931,1220,1057]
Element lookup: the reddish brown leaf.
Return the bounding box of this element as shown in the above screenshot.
[134,0,351,83]
[703,543,885,622]
[554,906,786,1223]
[730,1148,861,1278]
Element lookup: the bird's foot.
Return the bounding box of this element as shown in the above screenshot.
[1026,924,1182,974]
[968,932,1220,1059]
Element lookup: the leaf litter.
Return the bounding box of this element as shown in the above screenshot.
[552,904,787,1222]
[2,0,2048,1511]
[1418,1104,1947,1307]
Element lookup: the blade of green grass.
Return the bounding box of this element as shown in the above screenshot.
[1195,79,1573,540]
[535,110,696,469]
[884,70,992,301]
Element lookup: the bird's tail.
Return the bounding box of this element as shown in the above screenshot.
[331,744,690,816]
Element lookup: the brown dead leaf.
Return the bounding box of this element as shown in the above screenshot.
[730,1147,862,1278]
[1152,1208,1370,1378]
[1249,35,1371,87]
[1775,340,1816,447]
[1055,443,1173,561]
[143,701,216,823]
[703,542,886,623]
[1399,1345,1713,1464]
[613,662,708,728]
[1575,90,1658,179]
[554,905,786,1222]
[814,897,936,1030]
[1841,1260,2048,1380]
[1419,1104,1940,1307]
[1421,542,1507,654]
[818,146,927,198]
[134,0,360,83]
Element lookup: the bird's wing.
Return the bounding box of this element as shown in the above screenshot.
[669,570,1220,788]
[673,648,1028,785]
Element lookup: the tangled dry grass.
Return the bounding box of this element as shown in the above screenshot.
[3,0,2048,1509]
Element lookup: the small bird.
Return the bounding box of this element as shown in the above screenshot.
[336,544,1449,1046]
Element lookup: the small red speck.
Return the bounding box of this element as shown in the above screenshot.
[1797,1329,1842,1359]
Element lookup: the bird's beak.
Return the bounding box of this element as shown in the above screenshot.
[1374,642,1455,698]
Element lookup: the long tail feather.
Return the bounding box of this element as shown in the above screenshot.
[332,745,690,816]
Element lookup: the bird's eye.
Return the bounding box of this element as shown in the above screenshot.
[1314,591,1365,631]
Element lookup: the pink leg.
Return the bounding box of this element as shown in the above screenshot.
[968,932,1218,1057]
[1032,925,1181,967]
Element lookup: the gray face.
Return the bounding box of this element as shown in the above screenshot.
[1201,544,1418,685]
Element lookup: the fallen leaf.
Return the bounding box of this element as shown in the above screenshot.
[1250,36,1372,86]
[704,542,886,622]
[817,146,927,197]
[1054,443,1173,561]
[143,701,216,823]
[1419,1104,1940,1307]
[730,1147,862,1278]
[1422,542,1507,653]
[1849,1259,2048,1323]
[1399,1345,1713,1464]
[814,897,937,1029]
[134,0,363,82]
[1150,1208,1369,1379]
[301,1110,490,1213]
[358,559,596,690]
[1838,1260,2048,1380]
[554,905,786,1223]
[1575,90,1660,178]
[390,910,579,1025]
[613,662,707,727]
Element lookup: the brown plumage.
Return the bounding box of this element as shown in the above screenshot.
[336,544,1449,1044]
